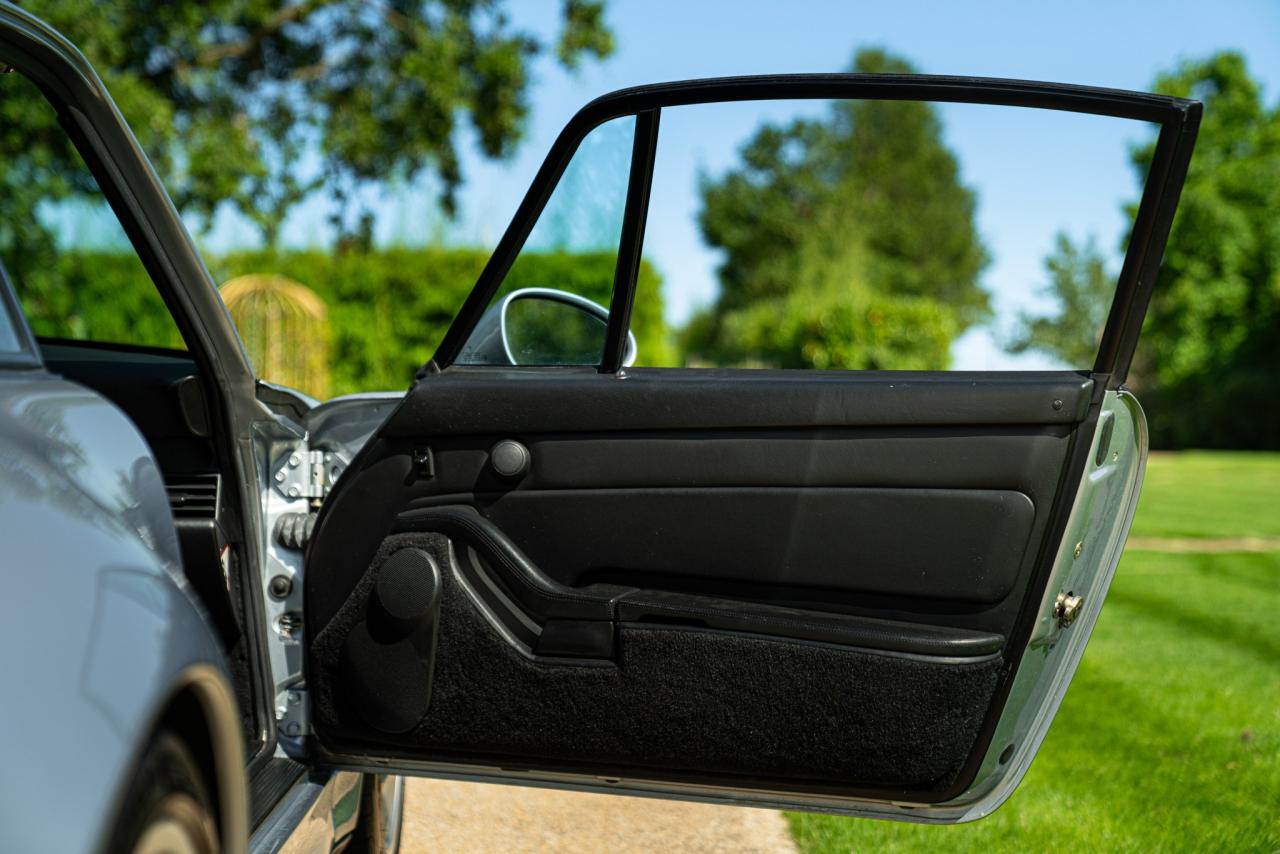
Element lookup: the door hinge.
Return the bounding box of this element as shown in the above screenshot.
[271,448,344,504]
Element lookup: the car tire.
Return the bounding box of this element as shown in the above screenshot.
[108,729,220,854]
[349,774,404,854]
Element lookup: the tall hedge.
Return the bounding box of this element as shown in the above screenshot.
[15,246,671,397]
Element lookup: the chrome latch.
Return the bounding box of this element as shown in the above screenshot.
[1053,591,1084,628]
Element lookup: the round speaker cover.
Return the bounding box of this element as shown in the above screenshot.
[373,548,440,637]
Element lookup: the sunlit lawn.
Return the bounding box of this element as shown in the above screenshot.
[787,452,1280,853]
[1132,451,1280,540]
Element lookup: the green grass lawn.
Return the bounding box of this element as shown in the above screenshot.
[787,451,1280,853]
[1131,451,1280,539]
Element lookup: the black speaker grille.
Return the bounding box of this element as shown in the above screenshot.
[375,548,440,624]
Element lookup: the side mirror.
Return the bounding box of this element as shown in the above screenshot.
[456,288,637,367]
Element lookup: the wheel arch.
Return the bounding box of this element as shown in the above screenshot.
[117,664,250,854]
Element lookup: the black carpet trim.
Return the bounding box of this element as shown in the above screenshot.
[312,533,1002,789]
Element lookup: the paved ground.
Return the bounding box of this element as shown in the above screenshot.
[400,777,797,853]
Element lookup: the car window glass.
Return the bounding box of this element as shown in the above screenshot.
[630,98,1152,371]
[0,72,185,352]
[455,114,634,367]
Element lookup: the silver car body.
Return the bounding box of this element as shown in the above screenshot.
[0,365,249,852]
[0,3,392,851]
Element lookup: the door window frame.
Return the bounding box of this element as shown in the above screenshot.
[428,75,1200,386]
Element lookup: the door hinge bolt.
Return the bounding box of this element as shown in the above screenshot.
[1054,591,1084,628]
[268,574,293,599]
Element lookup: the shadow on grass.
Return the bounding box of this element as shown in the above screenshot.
[1105,584,1280,667]
[1180,549,1280,590]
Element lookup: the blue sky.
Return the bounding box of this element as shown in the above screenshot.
[202,0,1280,369]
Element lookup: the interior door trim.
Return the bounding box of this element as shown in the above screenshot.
[384,368,1094,435]
[392,504,1009,657]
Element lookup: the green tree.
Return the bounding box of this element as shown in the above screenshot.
[1011,52,1280,448]
[686,48,988,369]
[7,0,614,244]
[1008,233,1114,368]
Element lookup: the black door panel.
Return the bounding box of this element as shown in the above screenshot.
[305,370,1082,800]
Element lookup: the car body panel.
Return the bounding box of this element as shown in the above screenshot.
[0,367,246,852]
[248,770,363,854]
[0,4,408,849]
[0,0,278,757]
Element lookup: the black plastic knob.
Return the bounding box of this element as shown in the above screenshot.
[490,439,531,478]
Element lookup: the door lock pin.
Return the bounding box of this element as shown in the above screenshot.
[1053,591,1084,628]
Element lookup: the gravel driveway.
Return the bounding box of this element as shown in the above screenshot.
[399,777,797,853]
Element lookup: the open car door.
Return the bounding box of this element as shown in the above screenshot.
[302,76,1198,821]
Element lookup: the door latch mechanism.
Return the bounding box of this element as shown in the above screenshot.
[1053,591,1084,628]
